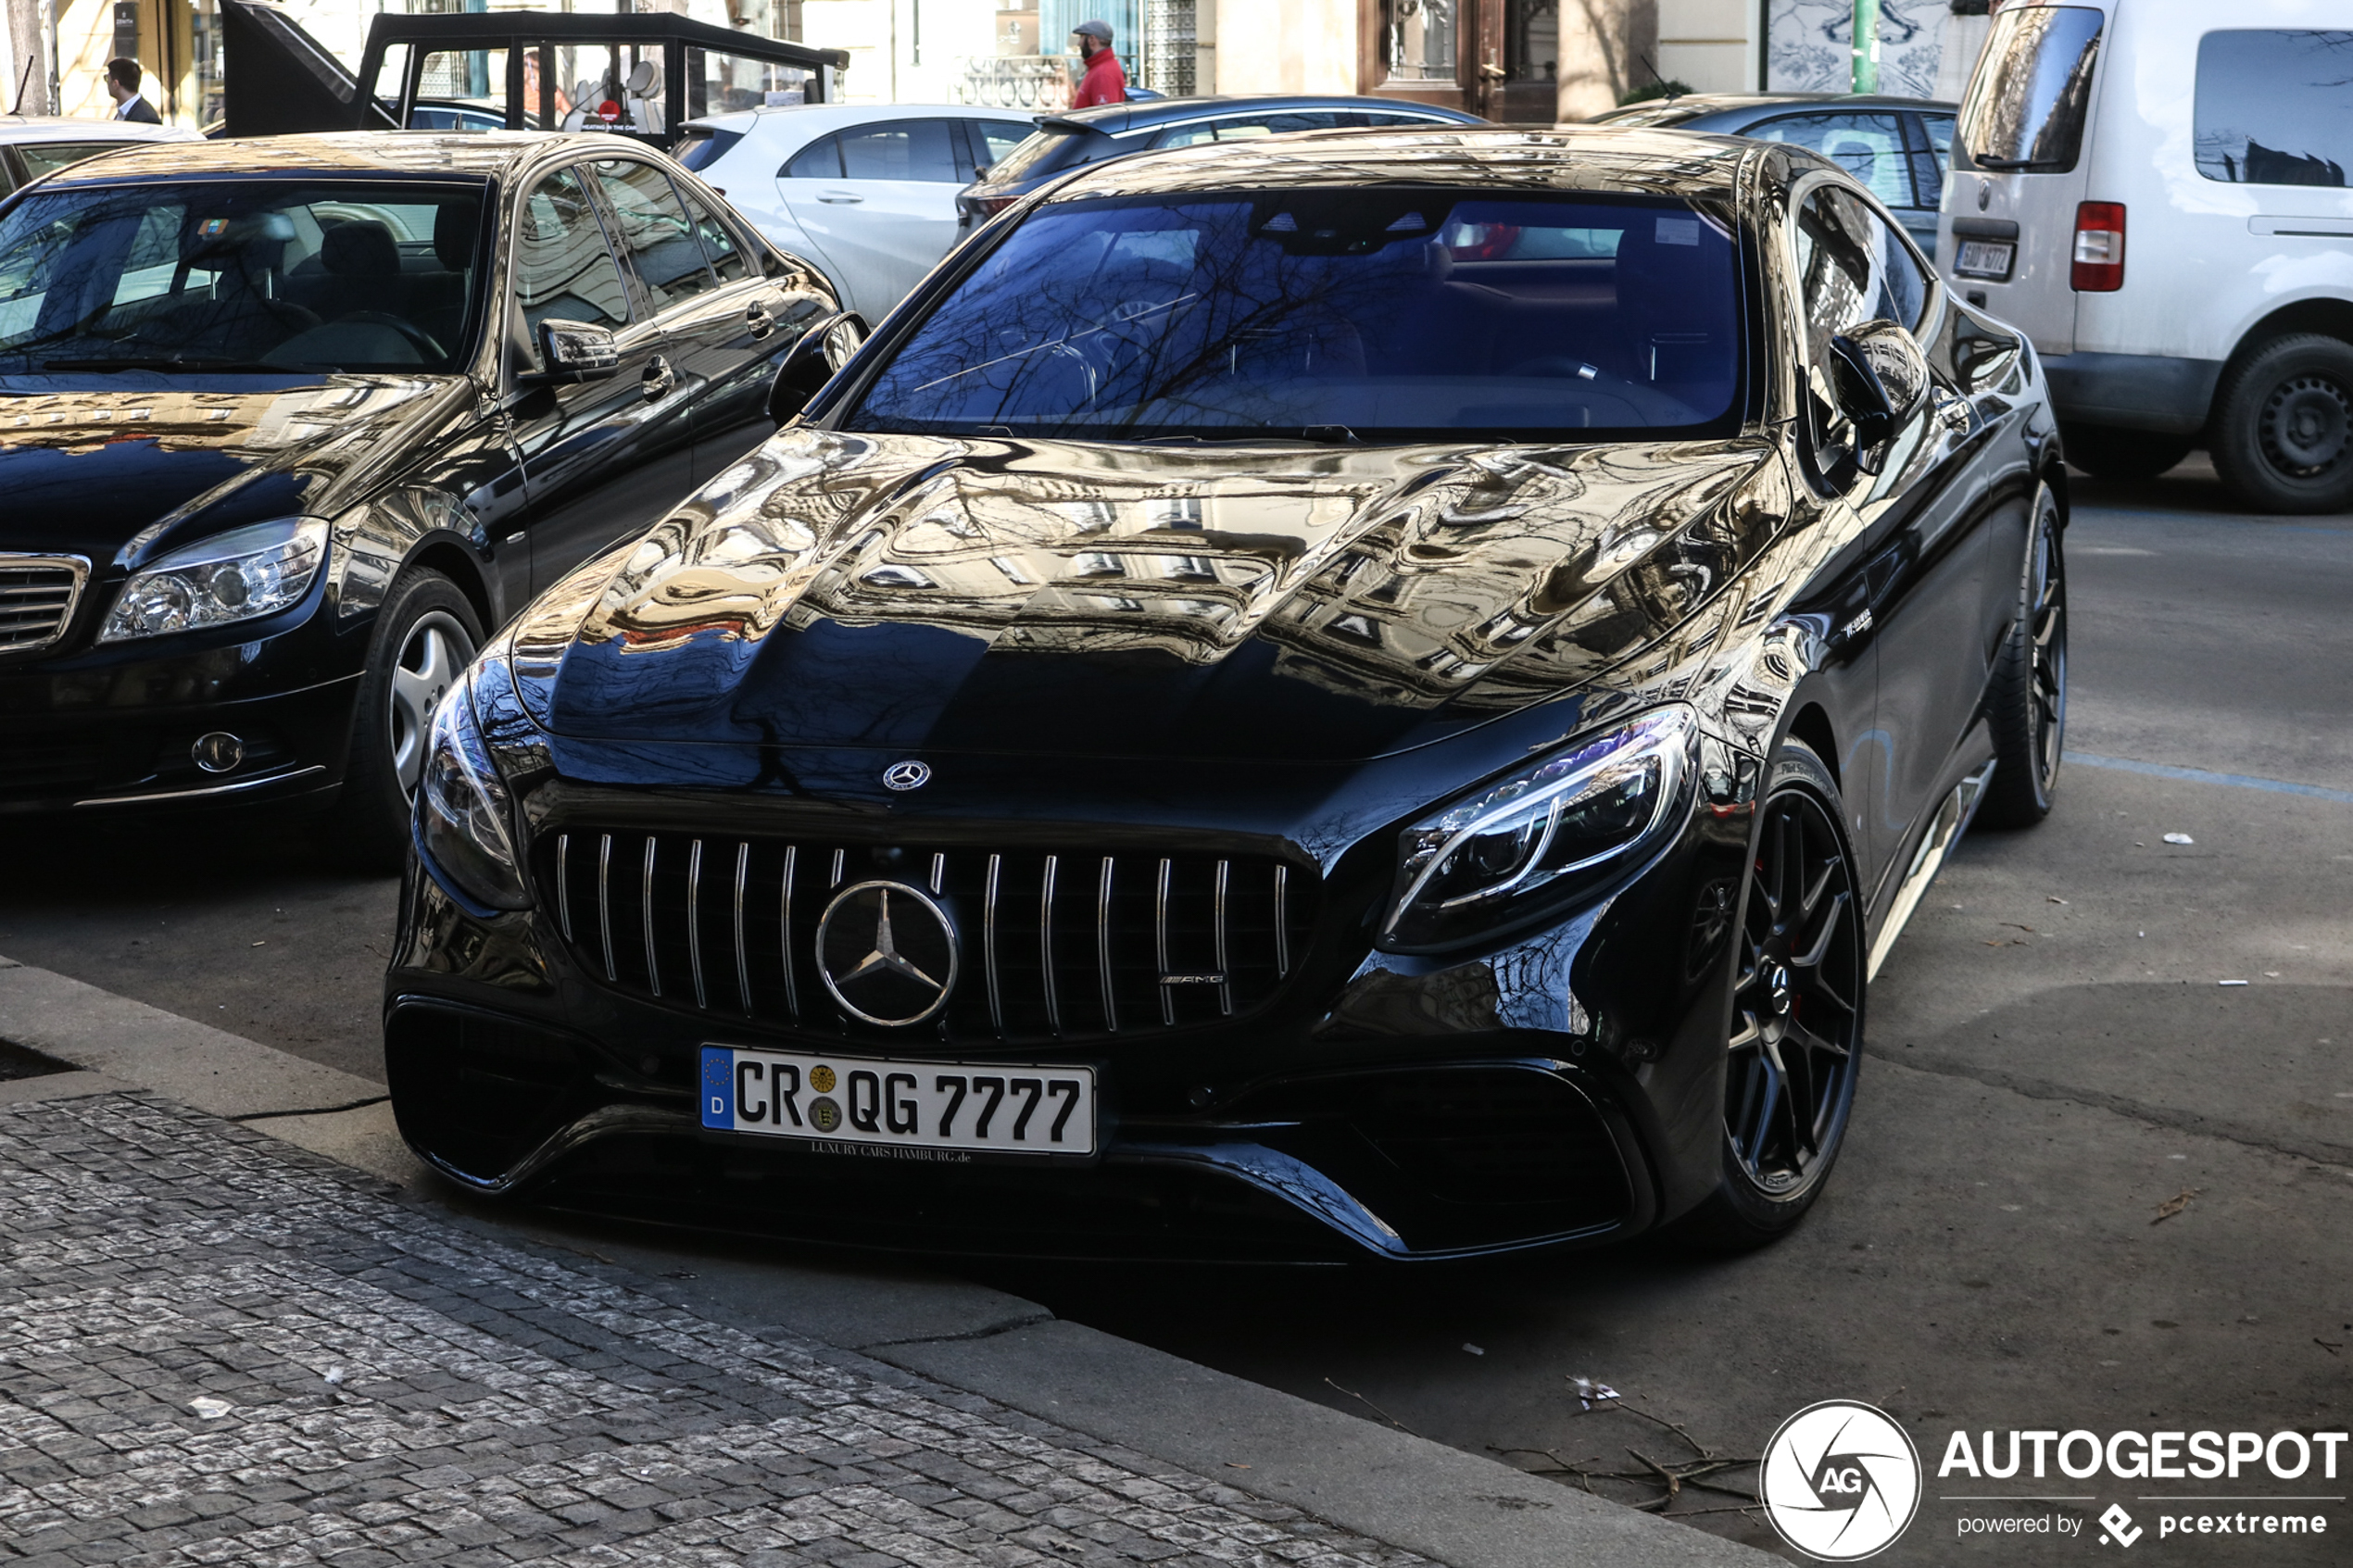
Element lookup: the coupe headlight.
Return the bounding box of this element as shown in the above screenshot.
[1380,706,1695,951]
[99,517,328,643]
[415,671,531,910]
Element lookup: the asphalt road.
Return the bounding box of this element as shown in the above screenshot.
[3,454,2347,1562]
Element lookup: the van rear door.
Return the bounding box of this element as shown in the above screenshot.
[1942,3,2108,357]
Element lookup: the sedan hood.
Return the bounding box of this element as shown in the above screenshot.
[0,374,467,566]
[527,428,1786,764]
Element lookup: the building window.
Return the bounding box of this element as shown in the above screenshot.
[1383,0,1456,84]
[1506,0,1555,84]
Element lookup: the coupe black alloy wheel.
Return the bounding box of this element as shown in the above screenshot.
[1725,778,1863,1200]
[1981,488,2067,827]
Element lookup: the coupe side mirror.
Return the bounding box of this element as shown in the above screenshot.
[766,312,870,425]
[535,319,622,383]
[1827,321,1929,476]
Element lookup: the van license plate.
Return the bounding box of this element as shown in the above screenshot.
[700,1047,1097,1157]
[1954,240,2016,281]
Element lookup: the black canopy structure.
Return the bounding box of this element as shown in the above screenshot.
[220,1,848,148]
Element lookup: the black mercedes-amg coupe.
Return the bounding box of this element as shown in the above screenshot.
[385,125,2067,1261]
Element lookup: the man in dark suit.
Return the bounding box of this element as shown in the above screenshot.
[106,57,162,123]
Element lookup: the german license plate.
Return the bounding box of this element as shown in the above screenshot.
[699,1046,1097,1157]
[1953,240,2016,281]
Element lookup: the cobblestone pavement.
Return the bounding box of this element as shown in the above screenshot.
[0,1094,1435,1568]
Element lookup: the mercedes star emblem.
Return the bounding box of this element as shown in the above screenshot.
[883,759,931,791]
[815,880,960,1027]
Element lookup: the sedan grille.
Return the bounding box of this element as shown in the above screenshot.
[538,831,1311,1042]
[0,555,88,655]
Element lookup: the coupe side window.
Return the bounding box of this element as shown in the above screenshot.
[589,158,715,311]
[1793,186,1928,345]
[514,168,632,345]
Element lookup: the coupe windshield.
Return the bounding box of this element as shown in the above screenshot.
[0,181,488,374]
[849,191,1743,442]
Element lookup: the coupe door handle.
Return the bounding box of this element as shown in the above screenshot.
[642,355,675,401]
[745,300,774,339]
[817,191,864,204]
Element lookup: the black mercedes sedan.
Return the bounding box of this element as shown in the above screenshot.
[386,125,2067,1261]
[0,133,836,853]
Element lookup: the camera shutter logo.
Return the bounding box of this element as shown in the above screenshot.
[1760,1400,1921,1561]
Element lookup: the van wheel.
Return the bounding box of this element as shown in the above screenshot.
[2062,423,2192,482]
[2209,334,2353,514]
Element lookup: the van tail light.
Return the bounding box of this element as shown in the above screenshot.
[2072,202,2125,292]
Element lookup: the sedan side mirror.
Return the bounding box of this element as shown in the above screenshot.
[1827,321,1929,476]
[766,311,870,425]
[535,319,622,383]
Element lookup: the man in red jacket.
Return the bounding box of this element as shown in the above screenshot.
[1069,19,1127,108]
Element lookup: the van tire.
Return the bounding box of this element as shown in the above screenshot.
[2062,424,2192,482]
[2209,333,2353,514]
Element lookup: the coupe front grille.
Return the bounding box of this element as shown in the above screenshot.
[0,555,88,655]
[538,831,1312,1042]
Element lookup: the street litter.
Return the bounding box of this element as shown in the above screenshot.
[2163,833,2195,845]
[2152,1189,2199,1224]
[187,1398,233,1419]
[1464,1343,1485,1355]
[2219,980,2248,986]
[323,1367,344,1385]
[2047,896,2069,904]
[1568,1375,1620,1410]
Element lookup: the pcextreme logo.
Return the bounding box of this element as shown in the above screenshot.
[1761,1400,1924,1561]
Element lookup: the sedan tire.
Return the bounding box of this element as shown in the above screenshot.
[1677,739,1864,1252]
[325,570,481,868]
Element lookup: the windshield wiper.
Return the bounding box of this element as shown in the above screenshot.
[42,356,291,372]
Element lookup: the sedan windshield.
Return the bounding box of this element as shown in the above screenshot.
[849,191,1743,442]
[0,181,489,374]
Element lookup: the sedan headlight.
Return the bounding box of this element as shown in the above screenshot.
[415,671,531,910]
[100,517,328,643]
[1380,706,1695,951]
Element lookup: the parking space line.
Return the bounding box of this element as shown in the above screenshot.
[2066,752,2353,805]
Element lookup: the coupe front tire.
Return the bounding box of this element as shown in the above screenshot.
[1677,740,1864,1252]
[325,570,481,868]
[1979,483,2067,828]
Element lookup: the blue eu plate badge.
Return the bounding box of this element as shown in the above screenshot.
[700,1047,733,1128]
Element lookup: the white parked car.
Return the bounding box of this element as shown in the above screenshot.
[674,103,1035,322]
[1938,0,2353,510]
[0,117,199,198]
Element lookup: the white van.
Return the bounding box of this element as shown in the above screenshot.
[1937,1,2353,512]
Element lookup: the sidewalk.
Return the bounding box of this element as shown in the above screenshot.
[0,956,1774,1568]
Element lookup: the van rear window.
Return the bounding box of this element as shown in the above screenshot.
[1957,6,2103,173]
[2195,31,2353,186]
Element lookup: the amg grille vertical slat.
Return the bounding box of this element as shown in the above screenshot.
[556,834,573,944]
[641,837,661,998]
[1154,857,1174,1026]
[829,848,844,888]
[686,839,707,1010]
[733,842,752,1015]
[1214,858,1232,1016]
[1097,856,1117,1034]
[781,845,800,1019]
[1040,853,1061,1035]
[1274,864,1290,978]
[984,852,1004,1035]
[597,834,616,984]
[930,852,944,893]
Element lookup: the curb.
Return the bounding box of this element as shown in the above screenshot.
[0,951,1777,1567]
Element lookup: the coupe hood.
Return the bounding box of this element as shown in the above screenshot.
[0,374,465,566]
[525,428,1787,765]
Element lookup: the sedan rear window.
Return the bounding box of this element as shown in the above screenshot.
[1957,5,2103,172]
[848,191,1743,443]
[0,182,488,374]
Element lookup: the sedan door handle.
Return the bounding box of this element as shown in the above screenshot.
[641,356,675,401]
[816,191,864,204]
